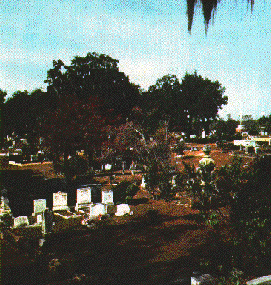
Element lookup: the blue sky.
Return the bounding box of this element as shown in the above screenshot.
[1,0,271,119]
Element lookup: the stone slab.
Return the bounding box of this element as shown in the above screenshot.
[53,192,69,211]
[247,275,271,285]
[33,199,46,214]
[14,216,29,228]
[101,190,114,205]
[115,204,131,216]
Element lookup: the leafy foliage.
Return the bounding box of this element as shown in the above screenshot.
[181,71,227,136]
[112,181,139,204]
[45,52,140,122]
[3,89,58,141]
[41,95,107,178]
[210,118,238,141]
[143,141,176,200]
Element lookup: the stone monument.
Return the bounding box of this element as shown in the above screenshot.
[13,216,29,228]
[53,192,69,211]
[0,188,12,217]
[141,177,146,189]
[75,187,92,211]
[102,190,114,205]
[33,199,46,215]
[199,145,215,170]
[90,203,107,217]
[115,204,131,216]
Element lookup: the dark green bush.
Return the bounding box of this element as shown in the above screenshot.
[112,181,139,204]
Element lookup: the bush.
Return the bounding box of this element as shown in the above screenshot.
[173,141,185,155]
[113,181,139,204]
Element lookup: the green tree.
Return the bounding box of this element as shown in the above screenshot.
[181,71,227,136]
[3,89,58,144]
[104,121,145,167]
[4,90,31,137]
[143,75,188,134]
[210,118,238,141]
[258,115,271,134]
[243,118,259,135]
[45,52,140,123]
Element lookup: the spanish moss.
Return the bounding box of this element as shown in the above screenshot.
[187,0,255,33]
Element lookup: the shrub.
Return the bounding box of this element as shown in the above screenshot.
[113,181,139,204]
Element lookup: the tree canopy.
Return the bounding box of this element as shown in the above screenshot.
[40,94,107,173]
[45,52,140,123]
[140,72,227,136]
[3,89,58,142]
[181,71,227,135]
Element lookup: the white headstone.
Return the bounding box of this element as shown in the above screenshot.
[191,274,213,285]
[141,177,146,188]
[115,204,130,216]
[172,175,177,187]
[247,275,271,285]
[0,196,11,216]
[53,192,69,211]
[37,214,43,224]
[33,199,46,214]
[105,164,112,170]
[102,190,114,205]
[75,188,92,211]
[14,216,29,228]
[90,203,107,217]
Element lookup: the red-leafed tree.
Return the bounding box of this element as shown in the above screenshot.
[41,94,107,178]
[101,121,146,168]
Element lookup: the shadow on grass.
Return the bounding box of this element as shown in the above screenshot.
[3,211,207,285]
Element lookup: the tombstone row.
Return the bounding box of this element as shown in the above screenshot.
[31,188,114,213]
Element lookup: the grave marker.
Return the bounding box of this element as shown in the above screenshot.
[172,175,177,187]
[90,203,107,217]
[141,177,146,188]
[33,199,46,214]
[102,190,114,205]
[115,204,131,216]
[37,214,43,224]
[53,192,69,211]
[75,188,92,211]
[0,196,11,216]
[14,216,29,228]
[105,164,112,171]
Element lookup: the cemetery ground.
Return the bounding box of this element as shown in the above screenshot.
[1,145,257,284]
[2,200,257,285]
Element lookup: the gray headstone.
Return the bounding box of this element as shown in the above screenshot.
[191,274,214,285]
[0,196,11,216]
[172,175,177,187]
[105,164,112,170]
[247,275,271,285]
[37,214,43,224]
[141,177,146,188]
